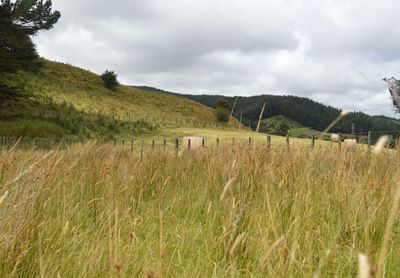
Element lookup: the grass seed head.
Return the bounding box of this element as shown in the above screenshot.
[373,135,390,155]
[358,253,371,278]
[340,110,350,116]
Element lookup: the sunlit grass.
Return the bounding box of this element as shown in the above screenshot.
[6,60,220,124]
[1,60,241,139]
[0,141,398,277]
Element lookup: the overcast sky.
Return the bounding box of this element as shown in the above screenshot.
[33,0,400,117]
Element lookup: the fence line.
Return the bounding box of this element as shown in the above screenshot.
[28,108,239,130]
[0,131,396,154]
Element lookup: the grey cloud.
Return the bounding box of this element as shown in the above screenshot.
[33,0,400,118]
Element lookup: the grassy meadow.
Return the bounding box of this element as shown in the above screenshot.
[0,140,399,277]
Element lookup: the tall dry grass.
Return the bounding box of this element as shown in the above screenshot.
[0,142,400,277]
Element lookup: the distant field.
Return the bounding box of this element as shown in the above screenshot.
[0,142,397,277]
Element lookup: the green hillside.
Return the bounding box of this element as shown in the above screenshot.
[0,60,223,139]
[260,115,328,138]
[260,115,304,133]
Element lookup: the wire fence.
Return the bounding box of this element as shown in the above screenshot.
[1,129,399,154]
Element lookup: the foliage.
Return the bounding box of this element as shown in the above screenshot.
[215,98,230,123]
[277,120,289,136]
[215,106,230,123]
[216,98,230,110]
[0,6,40,75]
[0,0,60,73]
[0,0,59,99]
[101,70,119,90]
[1,0,61,35]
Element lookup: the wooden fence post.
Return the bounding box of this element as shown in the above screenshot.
[338,134,341,150]
[140,139,144,160]
[202,138,205,147]
[367,131,371,153]
[188,138,191,150]
[267,135,271,148]
[175,138,179,155]
[248,137,252,145]
[131,139,134,152]
[286,133,290,149]
[216,138,220,146]
[163,138,167,151]
[311,134,315,149]
[152,139,155,149]
[113,138,116,147]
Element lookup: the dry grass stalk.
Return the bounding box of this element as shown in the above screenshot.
[0,191,8,207]
[4,150,54,187]
[7,137,22,153]
[229,232,246,257]
[318,110,349,140]
[260,236,285,267]
[256,102,266,133]
[376,178,400,278]
[220,177,236,201]
[159,212,164,278]
[229,97,239,127]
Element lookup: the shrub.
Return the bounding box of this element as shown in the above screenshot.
[101,70,118,90]
[215,106,230,123]
[215,98,230,123]
[276,120,289,136]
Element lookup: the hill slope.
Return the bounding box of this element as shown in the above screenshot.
[0,60,221,139]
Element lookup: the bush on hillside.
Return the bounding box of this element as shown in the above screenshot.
[276,120,289,136]
[215,98,230,123]
[215,107,230,123]
[101,70,118,90]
